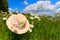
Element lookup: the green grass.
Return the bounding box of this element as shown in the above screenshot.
[0,13,60,40]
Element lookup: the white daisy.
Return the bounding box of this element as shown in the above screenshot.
[29,24,34,28]
[2,17,7,20]
[48,18,53,21]
[34,15,41,21]
[38,18,41,21]
[34,16,40,19]
[2,12,4,13]
[30,17,34,19]
[57,15,60,17]
[5,12,7,13]
[30,13,35,16]
[29,28,32,32]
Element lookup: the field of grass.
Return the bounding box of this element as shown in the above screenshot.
[0,13,60,40]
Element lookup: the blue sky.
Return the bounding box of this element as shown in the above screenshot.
[8,0,59,11]
[8,0,60,16]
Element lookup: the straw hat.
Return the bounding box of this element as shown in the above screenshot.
[6,14,30,34]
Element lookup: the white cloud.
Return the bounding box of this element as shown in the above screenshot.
[23,1,56,13]
[22,1,60,16]
[23,4,37,12]
[40,0,49,1]
[8,8,14,12]
[23,0,28,5]
[56,1,60,7]
[56,8,60,13]
[36,1,51,9]
[46,5,56,10]
[8,8,19,12]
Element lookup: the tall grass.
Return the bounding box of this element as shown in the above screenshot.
[0,13,60,40]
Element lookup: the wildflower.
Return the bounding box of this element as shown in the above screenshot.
[48,18,53,21]
[34,15,41,21]
[57,15,60,17]
[5,12,7,13]
[2,12,4,13]
[38,18,41,21]
[29,24,34,28]
[30,17,34,19]
[29,28,32,32]
[34,15,39,19]
[30,13,35,16]
[2,17,7,20]
[3,14,6,16]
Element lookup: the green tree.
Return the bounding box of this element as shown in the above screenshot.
[0,0,8,12]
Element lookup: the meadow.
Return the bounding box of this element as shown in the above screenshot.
[0,12,60,40]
